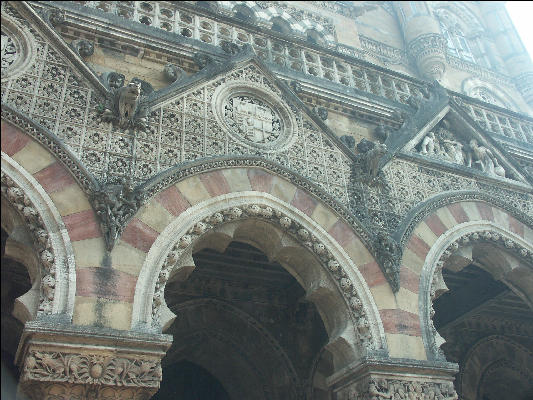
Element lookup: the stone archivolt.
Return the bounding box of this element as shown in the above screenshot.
[422,224,533,360]
[1,170,57,315]
[152,202,377,351]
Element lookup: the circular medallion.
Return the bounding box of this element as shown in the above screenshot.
[223,95,282,144]
[212,81,298,152]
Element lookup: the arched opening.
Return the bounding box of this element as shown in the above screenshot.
[153,360,231,400]
[1,224,32,399]
[430,239,533,399]
[157,239,332,399]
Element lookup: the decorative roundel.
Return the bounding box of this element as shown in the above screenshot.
[212,81,298,152]
[1,16,35,80]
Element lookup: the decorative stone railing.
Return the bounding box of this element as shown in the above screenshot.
[67,0,420,106]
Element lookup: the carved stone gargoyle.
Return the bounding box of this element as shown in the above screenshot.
[96,79,150,131]
[90,178,146,251]
[374,231,402,293]
[353,138,388,187]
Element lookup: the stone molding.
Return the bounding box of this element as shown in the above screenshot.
[16,320,172,399]
[1,104,97,194]
[131,192,388,366]
[396,191,533,250]
[327,357,458,400]
[1,153,77,319]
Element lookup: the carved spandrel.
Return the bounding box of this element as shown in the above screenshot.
[90,178,146,251]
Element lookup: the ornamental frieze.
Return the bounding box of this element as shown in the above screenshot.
[22,351,162,388]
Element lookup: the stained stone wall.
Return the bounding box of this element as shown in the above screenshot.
[2,1,533,399]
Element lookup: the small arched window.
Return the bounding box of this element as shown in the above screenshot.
[439,20,475,63]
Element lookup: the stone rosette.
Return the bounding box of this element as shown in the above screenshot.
[212,80,299,153]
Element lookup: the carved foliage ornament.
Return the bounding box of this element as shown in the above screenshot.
[337,376,457,400]
[22,350,162,388]
[1,171,56,314]
[90,178,146,251]
[152,203,375,349]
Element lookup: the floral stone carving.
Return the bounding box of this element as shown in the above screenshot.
[90,178,146,251]
[22,351,162,388]
[337,376,457,400]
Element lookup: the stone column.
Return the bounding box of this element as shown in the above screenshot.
[393,2,447,81]
[327,357,459,399]
[15,319,172,400]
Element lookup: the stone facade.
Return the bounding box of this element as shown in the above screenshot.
[1,1,532,399]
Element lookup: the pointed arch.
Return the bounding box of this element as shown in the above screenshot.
[123,167,387,369]
[397,195,533,360]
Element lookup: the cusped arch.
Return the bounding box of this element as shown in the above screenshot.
[1,152,77,320]
[405,198,533,360]
[462,77,518,111]
[130,189,387,369]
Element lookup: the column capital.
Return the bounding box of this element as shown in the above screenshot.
[16,319,172,400]
[327,357,459,400]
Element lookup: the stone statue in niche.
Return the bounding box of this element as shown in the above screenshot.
[356,138,388,183]
[70,39,94,58]
[415,124,507,178]
[163,63,184,83]
[467,139,506,177]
